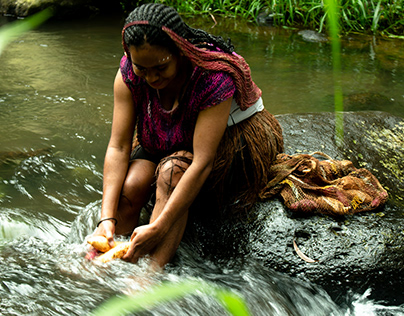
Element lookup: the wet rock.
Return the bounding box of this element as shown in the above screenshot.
[189,111,404,305]
[256,11,283,27]
[247,199,404,305]
[297,30,328,43]
[0,0,120,18]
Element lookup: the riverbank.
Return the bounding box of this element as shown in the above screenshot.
[1,0,403,38]
[125,0,404,37]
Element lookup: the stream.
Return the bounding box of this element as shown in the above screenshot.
[0,13,403,315]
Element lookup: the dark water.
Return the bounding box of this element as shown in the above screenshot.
[0,14,404,315]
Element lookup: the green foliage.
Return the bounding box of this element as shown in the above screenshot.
[120,0,265,20]
[119,0,404,36]
[90,279,251,316]
[266,0,404,36]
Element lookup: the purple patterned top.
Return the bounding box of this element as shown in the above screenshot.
[120,55,236,155]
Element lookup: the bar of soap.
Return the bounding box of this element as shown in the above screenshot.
[96,242,131,263]
[86,235,130,263]
[87,235,114,252]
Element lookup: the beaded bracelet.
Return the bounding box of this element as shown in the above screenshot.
[96,217,118,227]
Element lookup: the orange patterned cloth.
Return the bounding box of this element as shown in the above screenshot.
[260,152,388,216]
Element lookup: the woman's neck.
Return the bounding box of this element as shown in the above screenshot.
[158,59,193,111]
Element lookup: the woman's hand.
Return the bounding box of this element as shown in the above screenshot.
[93,220,116,249]
[122,222,166,263]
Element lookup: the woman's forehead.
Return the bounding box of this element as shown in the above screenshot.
[129,44,174,66]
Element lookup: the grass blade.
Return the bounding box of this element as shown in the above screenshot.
[0,8,52,54]
[371,0,382,32]
[323,0,344,145]
[90,279,251,316]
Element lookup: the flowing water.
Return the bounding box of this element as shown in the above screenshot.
[0,13,404,316]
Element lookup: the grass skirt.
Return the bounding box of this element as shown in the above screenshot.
[132,109,284,215]
[205,109,284,213]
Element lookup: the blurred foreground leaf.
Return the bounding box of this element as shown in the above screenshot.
[0,8,52,54]
[323,0,344,145]
[91,279,251,316]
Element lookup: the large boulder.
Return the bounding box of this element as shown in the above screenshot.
[188,111,404,305]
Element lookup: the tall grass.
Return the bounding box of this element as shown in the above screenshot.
[120,0,264,20]
[267,0,404,36]
[120,0,404,36]
[263,0,404,36]
[154,0,266,21]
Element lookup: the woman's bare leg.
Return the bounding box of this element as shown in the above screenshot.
[149,151,193,267]
[115,159,156,236]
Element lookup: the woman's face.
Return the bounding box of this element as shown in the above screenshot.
[129,43,181,90]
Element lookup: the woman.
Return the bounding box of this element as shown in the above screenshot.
[93,3,283,268]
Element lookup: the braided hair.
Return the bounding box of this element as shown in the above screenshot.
[121,3,262,110]
[123,3,234,54]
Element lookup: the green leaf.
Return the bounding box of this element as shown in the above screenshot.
[215,289,251,316]
[90,279,251,316]
[0,8,53,54]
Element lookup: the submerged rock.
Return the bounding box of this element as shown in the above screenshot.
[256,11,283,27]
[188,111,404,305]
[0,147,51,165]
[297,30,328,43]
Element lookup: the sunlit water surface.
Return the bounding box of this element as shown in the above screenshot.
[1,14,403,315]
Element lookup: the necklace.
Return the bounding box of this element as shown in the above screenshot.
[157,61,193,110]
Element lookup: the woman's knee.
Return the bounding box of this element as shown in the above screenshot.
[156,151,193,194]
[121,160,156,208]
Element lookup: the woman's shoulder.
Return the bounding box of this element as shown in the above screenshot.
[189,66,236,109]
[192,66,235,91]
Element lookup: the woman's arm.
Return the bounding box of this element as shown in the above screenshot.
[97,69,136,243]
[154,97,233,230]
[125,97,232,262]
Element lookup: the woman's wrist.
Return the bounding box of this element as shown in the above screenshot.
[97,217,118,227]
[152,214,172,236]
